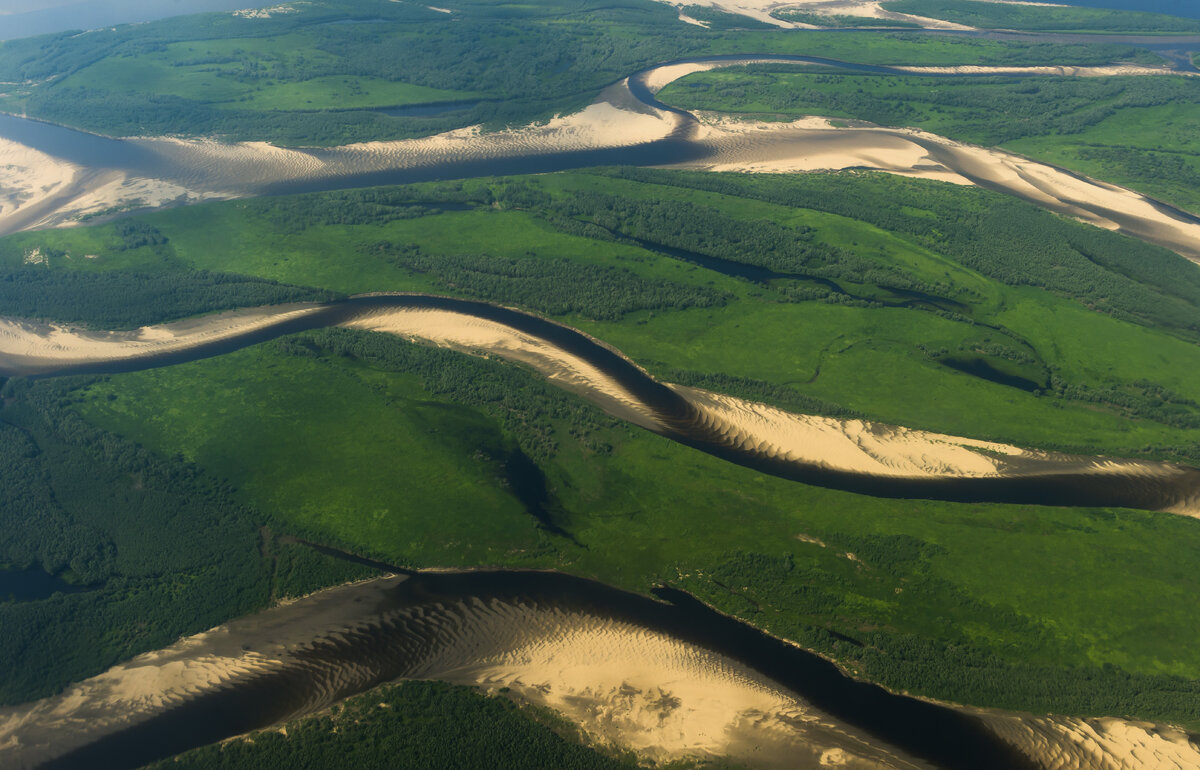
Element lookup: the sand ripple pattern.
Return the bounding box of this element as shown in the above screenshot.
[1,572,1196,769]
[0,574,926,770]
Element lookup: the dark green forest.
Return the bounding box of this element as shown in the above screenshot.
[138,680,643,770]
[0,376,376,704]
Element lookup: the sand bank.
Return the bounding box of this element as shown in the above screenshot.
[0,303,325,376]
[0,137,225,236]
[674,384,1185,482]
[980,711,1200,770]
[340,305,663,430]
[668,113,1200,261]
[3,570,1196,769]
[2,295,1198,517]
[653,0,974,29]
[0,573,930,769]
[895,64,1198,77]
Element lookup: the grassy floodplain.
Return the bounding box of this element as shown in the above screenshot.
[6,170,1200,727]
[0,0,1167,145]
[657,68,1200,214]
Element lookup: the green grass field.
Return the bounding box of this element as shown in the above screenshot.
[10,171,1200,461]
[9,169,1200,724]
[70,328,1200,723]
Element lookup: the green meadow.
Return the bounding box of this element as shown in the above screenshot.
[0,0,1165,144]
[8,169,1200,723]
[10,170,1200,462]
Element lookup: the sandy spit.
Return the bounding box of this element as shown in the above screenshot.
[0,303,326,376]
[669,113,1200,262]
[655,0,976,29]
[980,711,1200,770]
[0,574,928,770]
[339,305,664,431]
[0,137,226,236]
[674,384,1188,482]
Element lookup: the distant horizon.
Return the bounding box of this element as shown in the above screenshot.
[0,0,253,41]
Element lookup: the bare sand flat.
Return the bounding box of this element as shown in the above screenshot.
[674,384,1190,482]
[0,137,224,236]
[651,0,974,29]
[895,64,1198,77]
[339,305,664,430]
[980,711,1200,770]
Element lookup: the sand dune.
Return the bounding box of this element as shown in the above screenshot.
[980,711,1200,770]
[0,573,931,769]
[2,571,1196,769]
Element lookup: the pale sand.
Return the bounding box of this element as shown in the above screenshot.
[684,113,975,183]
[663,0,976,29]
[0,574,928,770]
[7,57,1200,262]
[2,571,1197,769]
[2,299,1197,517]
[412,601,925,769]
[0,303,325,376]
[676,384,1200,514]
[0,137,226,236]
[640,58,833,93]
[980,711,1200,770]
[670,113,1200,262]
[339,305,663,431]
[895,64,1199,77]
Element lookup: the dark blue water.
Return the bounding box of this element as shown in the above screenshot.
[0,0,253,42]
[0,112,158,172]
